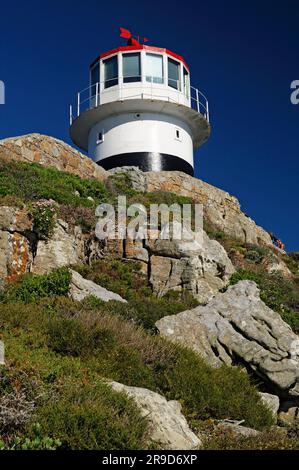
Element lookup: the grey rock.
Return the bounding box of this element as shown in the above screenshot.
[69,270,127,303]
[109,381,201,450]
[108,166,146,192]
[217,422,260,437]
[278,400,299,426]
[156,281,299,396]
[258,393,280,419]
[31,220,85,274]
[149,225,234,303]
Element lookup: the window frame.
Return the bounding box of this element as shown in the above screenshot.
[97,130,104,144]
[145,52,164,85]
[103,54,119,89]
[167,57,181,91]
[122,52,141,83]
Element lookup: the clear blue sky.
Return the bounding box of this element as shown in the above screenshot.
[0,0,298,250]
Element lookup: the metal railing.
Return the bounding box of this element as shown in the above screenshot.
[70,75,209,125]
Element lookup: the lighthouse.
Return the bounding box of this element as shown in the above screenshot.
[69,29,210,176]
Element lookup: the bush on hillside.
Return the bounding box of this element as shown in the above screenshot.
[0,160,108,207]
[0,268,71,304]
[201,427,299,450]
[75,258,199,330]
[30,382,147,450]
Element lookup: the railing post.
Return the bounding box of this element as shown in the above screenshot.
[196,88,200,113]
[151,76,153,100]
[77,92,80,117]
[95,82,99,107]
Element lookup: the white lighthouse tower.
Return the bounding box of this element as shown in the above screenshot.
[70,28,210,176]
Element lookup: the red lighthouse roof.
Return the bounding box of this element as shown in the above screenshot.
[95,45,189,71]
[90,28,189,70]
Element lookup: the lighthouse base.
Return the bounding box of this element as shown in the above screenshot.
[97,152,194,176]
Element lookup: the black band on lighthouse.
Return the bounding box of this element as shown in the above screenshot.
[97,152,194,176]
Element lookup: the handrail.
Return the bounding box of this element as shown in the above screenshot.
[70,75,209,125]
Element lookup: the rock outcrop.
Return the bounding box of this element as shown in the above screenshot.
[156,281,299,397]
[31,220,85,275]
[69,270,127,303]
[109,166,272,246]
[0,206,33,283]
[109,381,201,450]
[0,134,107,181]
[0,206,235,304]
[147,226,235,303]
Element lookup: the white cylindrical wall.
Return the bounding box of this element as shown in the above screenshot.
[88,112,194,167]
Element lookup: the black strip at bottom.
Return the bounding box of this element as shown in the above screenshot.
[97,152,194,176]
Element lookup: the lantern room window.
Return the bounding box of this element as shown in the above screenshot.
[123,53,141,83]
[168,58,181,90]
[145,53,164,84]
[103,55,118,88]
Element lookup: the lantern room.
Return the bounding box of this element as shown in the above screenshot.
[89,45,191,108]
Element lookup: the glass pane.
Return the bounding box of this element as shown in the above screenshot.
[104,56,118,88]
[123,53,141,83]
[146,53,163,84]
[168,58,180,90]
[183,68,190,98]
[90,63,99,97]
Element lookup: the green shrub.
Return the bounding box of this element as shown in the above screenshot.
[154,346,274,430]
[202,427,299,450]
[105,292,199,331]
[1,268,71,303]
[75,258,199,330]
[0,424,62,450]
[47,317,115,357]
[31,204,56,239]
[0,160,108,207]
[244,244,268,264]
[75,259,151,301]
[284,252,299,276]
[33,382,147,450]
[106,173,139,198]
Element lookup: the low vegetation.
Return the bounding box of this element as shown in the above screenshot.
[0,267,275,449]
[0,160,108,207]
[75,258,198,330]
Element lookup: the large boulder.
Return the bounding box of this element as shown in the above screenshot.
[148,226,234,303]
[109,381,201,450]
[31,219,85,275]
[156,281,299,396]
[69,270,127,303]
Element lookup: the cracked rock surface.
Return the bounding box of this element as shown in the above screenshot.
[156,281,299,397]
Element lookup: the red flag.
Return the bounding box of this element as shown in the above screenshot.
[130,37,141,46]
[120,27,132,39]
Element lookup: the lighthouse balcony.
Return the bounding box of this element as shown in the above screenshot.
[70,77,209,126]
